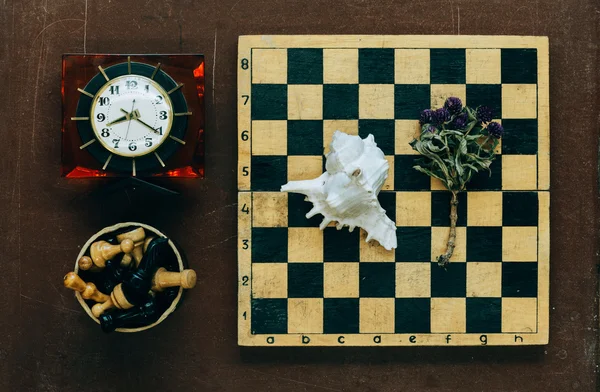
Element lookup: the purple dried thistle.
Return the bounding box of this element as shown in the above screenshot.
[487,122,504,139]
[422,124,437,134]
[476,106,493,123]
[419,109,434,125]
[444,97,463,115]
[434,107,451,124]
[450,112,468,130]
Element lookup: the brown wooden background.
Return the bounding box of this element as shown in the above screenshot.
[1,1,598,391]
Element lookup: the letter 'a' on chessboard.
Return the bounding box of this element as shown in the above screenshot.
[237,35,550,346]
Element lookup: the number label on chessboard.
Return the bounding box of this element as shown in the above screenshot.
[237,35,550,346]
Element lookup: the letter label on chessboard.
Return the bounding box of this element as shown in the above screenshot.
[302,335,310,344]
[409,336,417,343]
[267,336,275,344]
[515,335,524,343]
[446,335,452,344]
[338,336,345,344]
[373,336,381,344]
[480,335,488,345]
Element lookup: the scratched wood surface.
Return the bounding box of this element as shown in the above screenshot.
[0,0,598,391]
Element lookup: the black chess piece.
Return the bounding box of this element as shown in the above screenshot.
[121,237,169,305]
[99,256,131,293]
[99,298,159,333]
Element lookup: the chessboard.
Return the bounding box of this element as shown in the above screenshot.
[237,35,550,346]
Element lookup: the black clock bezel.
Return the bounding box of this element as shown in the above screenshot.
[75,61,188,173]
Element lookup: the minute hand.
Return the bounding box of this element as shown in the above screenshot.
[133,117,160,134]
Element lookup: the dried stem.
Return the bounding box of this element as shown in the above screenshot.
[437,191,458,267]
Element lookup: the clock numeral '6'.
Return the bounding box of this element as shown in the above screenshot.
[128,142,137,151]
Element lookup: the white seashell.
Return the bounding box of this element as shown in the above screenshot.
[281,131,397,250]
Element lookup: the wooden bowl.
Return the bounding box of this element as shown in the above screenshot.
[73,222,184,333]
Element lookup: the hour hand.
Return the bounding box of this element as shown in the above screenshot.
[106,114,129,126]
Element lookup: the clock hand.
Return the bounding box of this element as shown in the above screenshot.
[106,114,129,126]
[124,100,136,140]
[132,116,160,135]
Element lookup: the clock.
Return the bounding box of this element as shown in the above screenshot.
[61,54,205,178]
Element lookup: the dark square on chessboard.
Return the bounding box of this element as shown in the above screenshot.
[378,192,396,222]
[252,227,287,262]
[324,227,360,262]
[466,298,502,333]
[502,192,539,226]
[502,262,538,297]
[323,84,359,119]
[432,191,468,227]
[359,48,395,84]
[287,120,323,155]
[430,262,467,297]
[502,119,538,155]
[466,227,503,262]
[288,48,323,84]
[466,84,502,117]
[251,298,288,334]
[501,48,538,84]
[324,298,360,334]
[466,155,502,191]
[359,120,395,155]
[395,298,431,333]
[396,227,432,262]
[430,49,466,84]
[394,155,432,191]
[394,84,431,120]
[251,84,287,120]
[287,193,322,228]
[288,263,324,298]
[251,156,287,191]
[359,263,396,297]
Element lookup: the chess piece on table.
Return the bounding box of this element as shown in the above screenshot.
[99,298,159,333]
[152,267,197,292]
[63,272,110,303]
[78,256,101,271]
[98,258,131,294]
[90,239,134,269]
[116,228,146,267]
[91,298,115,318]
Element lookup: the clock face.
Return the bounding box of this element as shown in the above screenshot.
[90,75,173,157]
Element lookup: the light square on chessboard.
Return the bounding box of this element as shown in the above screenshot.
[359,84,395,119]
[288,298,323,333]
[251,263,287,298]
[251,49,287,84]
[288,228,323,262]
[502,84,537,119]
[502,298,537,332]
[359,298,395,333]
[467,262,502,297]
[287,156,322,182]
[502,227,538,261]
[323,262,359,298]
[288,85,323,120]
[466,49,501,84]
[359,229,395,262]
[430,84,466,109]
[467,192,503,226]
[430,177,445,191]
[396,191,431,226]
[395,262,431,297]
[502,155,537,190]
[252,192,288,227]
[323,49,358,84]
[431,227,466,262]
[383,156,394,190]
[394,49,430,84]
[251,121,287,156]
[395,120,420,155]
[430,298,466,333]
[323,120,358,154]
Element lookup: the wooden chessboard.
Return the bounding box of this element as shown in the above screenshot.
[237,35,550,346]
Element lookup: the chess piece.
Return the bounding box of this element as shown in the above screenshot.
[109,237,170,310]
[90,239,134,269]
[116,228,146,267]
[99,298,159,333]
[78,256,100,271]
[99,258,131,293]
[91,298,115,318]
[152,267,197,292]
[63,272,110,302]
[143,236,155,252]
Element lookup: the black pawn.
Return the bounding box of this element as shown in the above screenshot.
[121,237,169,305]
[99,298,159,333]
[100,257,131,293]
